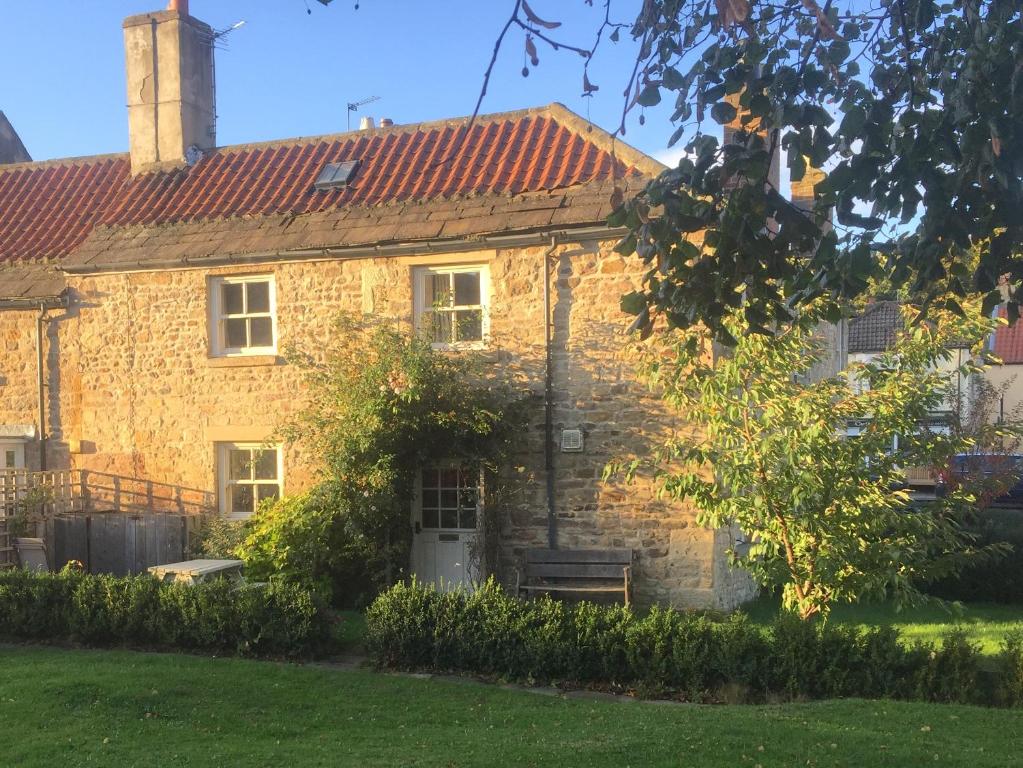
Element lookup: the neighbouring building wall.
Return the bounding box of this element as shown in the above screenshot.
[0,240,755,609]
[980,364,1023,423]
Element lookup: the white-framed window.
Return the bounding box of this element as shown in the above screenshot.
[417,466,481,531]
[216,442,283,519]
[209,274,277,356]
[413,265,489,349]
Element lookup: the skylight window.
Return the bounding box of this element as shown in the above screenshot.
[313,159,360,191]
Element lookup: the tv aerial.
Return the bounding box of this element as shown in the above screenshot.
[347,96,381,130]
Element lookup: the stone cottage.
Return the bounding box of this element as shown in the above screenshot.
[0,2,757,608]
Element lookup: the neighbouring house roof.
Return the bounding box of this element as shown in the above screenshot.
[847,300,903,353]
[0,111,30,165]
[0,104,660,285]
[992,307,1023,364]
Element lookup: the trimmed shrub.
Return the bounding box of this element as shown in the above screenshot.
[911,629,986,704]
[0,569,330,657]
[366,579,1013,706]
[1000,628,1023,707]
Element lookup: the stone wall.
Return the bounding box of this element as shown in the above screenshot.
[0,240,755,609]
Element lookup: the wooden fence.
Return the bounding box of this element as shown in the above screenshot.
[0,469,213,571]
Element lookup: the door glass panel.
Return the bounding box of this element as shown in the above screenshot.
[459,506,477,529]
[440,489,458,508]
[440,508,458,528]
[422,508,439,529]
[421,488,438,508]
[440,468,459,487]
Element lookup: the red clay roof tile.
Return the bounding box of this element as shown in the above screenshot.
[0,105,656,266]
[993,307,1023,364]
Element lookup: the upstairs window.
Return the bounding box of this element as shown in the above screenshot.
[209,275,277,356]
[414,265,489,349]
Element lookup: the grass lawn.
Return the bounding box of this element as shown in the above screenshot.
[1,645,1020,767]
[742,596,1023,654]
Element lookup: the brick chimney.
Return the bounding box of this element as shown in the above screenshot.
[123,2,215,174]
[722,91,781,191]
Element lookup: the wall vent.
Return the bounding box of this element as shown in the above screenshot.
[561,429,584,453]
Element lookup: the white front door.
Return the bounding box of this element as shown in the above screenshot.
[411,466,481,591]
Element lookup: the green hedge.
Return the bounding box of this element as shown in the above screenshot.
[0,569,330,657]
[367,579,1023,705]
[927,508,1023,604]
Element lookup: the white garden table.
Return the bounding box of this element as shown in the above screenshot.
[147,558,244,585]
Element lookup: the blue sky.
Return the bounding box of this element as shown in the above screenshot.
[0,1,691,165]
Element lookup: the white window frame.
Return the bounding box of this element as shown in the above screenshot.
[414,464,484,533]
[209,274,278,357]
[216,442,284,519]
[413,264,490,350]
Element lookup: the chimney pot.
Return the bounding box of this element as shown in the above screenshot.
[167,0,189,15]
[359,116,375,130]
[379,118,394,128]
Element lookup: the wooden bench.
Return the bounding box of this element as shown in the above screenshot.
[515,548,633,607]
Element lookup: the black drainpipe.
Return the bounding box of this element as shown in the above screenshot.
[543,235,558,549]
[35,304,46,471]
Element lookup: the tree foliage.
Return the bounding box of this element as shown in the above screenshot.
[620,304,1009,619]
[603,0,1023,341]
[238,315,525,603]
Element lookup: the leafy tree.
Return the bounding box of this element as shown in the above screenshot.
[616,303,1009,619]
[324,0,1022,341]
[238,314,526,603]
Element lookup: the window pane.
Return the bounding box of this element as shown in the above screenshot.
[440,489,458,508]
[230,484,254,515]
[257,483,280,504]
[440,468,459,488]
[3,450,14,468]
[459,506,477,530]
[247,281,270,313]
[249,317,273,347]
[254,449,277,480]
[431,312,452,344]
[421,488,438,509]
[222,283,244,315]
[428,274,451,308]
[459,487,478,509]
[422,508,439,529]
[225,317,248,348]
[455,310,482,342]
[440,508,459,529]
[421,468,439,489]
[229,449,252,481]
[453,272,480,306]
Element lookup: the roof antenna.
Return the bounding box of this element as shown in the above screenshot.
[347,96,381,131]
